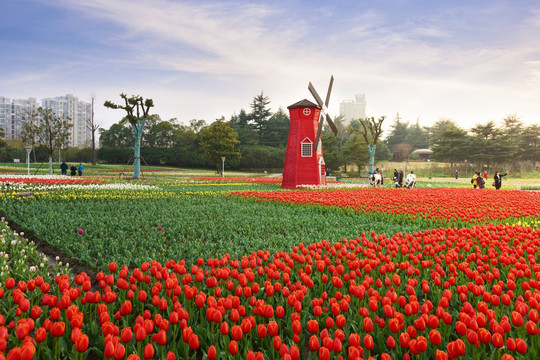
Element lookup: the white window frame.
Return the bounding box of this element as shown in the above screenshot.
[301,138,313,157]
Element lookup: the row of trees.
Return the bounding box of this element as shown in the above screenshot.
[1,92,538,175]
[384,114,540,170]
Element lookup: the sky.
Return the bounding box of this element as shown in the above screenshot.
[1,0,540,134]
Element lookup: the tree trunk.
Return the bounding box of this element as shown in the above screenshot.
[48,156,53,175]
[367,144,376,174]
[132,119,146,179]
[92,131,97,165]
[133,136,141,179]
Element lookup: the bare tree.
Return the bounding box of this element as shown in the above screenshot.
[104,94,154,179]
[350,116,385,174]
[20,107,73,174]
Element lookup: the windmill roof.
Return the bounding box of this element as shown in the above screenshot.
[287,99,319,109]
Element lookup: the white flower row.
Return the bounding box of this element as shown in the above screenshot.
[0,182,160,191]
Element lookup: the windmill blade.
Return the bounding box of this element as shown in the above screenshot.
[324,75,334,107]
[326,114,338,136]
[308,82,324,107]
[314,114,325,151]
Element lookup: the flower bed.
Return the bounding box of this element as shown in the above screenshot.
[230,188,540,224]
[0,224,539,359]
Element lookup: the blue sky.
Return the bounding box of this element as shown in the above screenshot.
[1,0,539,133]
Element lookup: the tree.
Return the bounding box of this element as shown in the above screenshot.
[259,108,289,147]
[471,120,500,140]
[404,120,429,150]
[469,121,501,167]
[521,124,540,164]
[342,133,369,172]
[99,122,133,148]
[20,107,73,174]
[500,114,523,162]
[143,116,178,148]
[230,109,258,145]
[104,94,154,179]
[349,116,385,174]
[430,122,470,167]
[188,119,207,133]
[250,91,272,132]
[386,113,409,152]
[88,96,100,165]
[199,117,241,172]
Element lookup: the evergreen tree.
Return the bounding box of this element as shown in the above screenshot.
[259,107,289,147]
[250,91,272,132]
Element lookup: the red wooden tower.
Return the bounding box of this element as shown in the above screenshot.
[282,76,338,189]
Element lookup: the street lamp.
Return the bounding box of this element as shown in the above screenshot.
[221,156,226,178]
[25,145,32,176]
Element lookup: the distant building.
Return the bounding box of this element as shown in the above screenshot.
[41,94,92,147]
[339,94,366,124]
[0,96,39,140]
[0,94,92,147]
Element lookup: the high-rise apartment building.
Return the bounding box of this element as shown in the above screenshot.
[0,97,39,140]
[41,94,92,147]
[339,94,367,124]
[0,94,92,147]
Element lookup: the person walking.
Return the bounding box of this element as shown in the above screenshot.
[78,163,83,176]
[493,171,507,190]
[60,161,68,175]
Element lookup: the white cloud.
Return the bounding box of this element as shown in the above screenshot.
[4,0,540,130]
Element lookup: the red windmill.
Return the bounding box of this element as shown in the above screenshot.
[282,76,338,189]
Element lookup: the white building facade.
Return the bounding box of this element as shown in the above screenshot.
[0,94,92,147]
[41,94,92,147]
[339,94,367,124]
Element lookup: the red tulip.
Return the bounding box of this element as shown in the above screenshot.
[50,322,65,337]
[73,333,88,352]
[516,338,527,354]
[309,335,320,351]
[207,345,217,359]
[228,340,238,355]
[143,343,155,359]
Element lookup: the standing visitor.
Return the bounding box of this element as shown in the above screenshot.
[398,170,404,188]
[483,170,489,180]
[471,172,480,188]
[478,174,485,189]
[393,169,399,188]
[78,163,83,176]
[454,170,459,179]
[493,171,507,190]
[70,164,77,176]
[60,161,68,175]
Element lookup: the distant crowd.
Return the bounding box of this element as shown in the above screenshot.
[60,161,83,176]
[469,170,507,190]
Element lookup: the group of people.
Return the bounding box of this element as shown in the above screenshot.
[472,170,507,189]
[60,161,83,176]
[391,169,416,189]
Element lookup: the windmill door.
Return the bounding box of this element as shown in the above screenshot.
[318,157,326,185]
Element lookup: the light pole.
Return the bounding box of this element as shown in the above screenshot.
[221,156,226,178]
[25,145,32,176]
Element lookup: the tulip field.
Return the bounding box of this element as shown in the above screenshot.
[0,174,539,359]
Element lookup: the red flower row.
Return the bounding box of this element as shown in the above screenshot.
[0,224,539,359]
[230,188,540,223]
